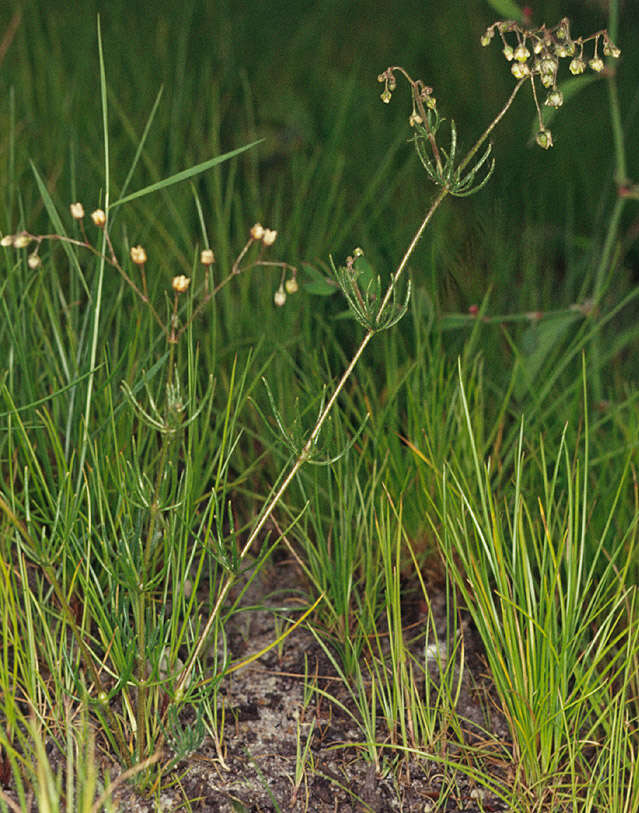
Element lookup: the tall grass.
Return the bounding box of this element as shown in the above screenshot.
[422,361,637,806]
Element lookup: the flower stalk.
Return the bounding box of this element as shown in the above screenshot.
[167,28,563,716]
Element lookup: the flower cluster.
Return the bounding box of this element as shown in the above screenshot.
[481,18,620,149]
[377,65,495,196]
[248,222,297,306]
[1,231,38,268]
[377,67,437,128]
[2,203,299,344]
[250,222,278,246]
[71,201,107,227]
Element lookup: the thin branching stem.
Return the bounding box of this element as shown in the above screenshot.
[169,77,528,716]
[180,257,297,341]
[457,78,527,176]
[387,66,443,172]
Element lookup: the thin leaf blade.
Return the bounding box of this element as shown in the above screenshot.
[109,140,264,209]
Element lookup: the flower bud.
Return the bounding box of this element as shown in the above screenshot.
[539,71,555,88]
[556,40,575,58]
[502,45,514,61]
[91,209,106,227]
[539,57,558,75]
[589,57,604,73]
[262,229,277,246]
[511,62,530,79]
[514,44,530,63]
[380,89,392,103]
[545,90,564,108]
[0,234,14,247]
[535,129,553,150]
[480,30,493,47]
[603,39,621,59]
[569,57,586,75]
[70,202,85,220]
[13,233,31,249]
[250,223,265,240]
[409,111,422,127]
[27,253,41,269]
[274,286,286,307]
[200,248,215,266]
[285,277,298,295]
[130,245,147,265]
[172,275,191,293]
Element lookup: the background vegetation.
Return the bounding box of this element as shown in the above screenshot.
[1,0,639,809]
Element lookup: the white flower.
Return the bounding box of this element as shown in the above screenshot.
[130,245,147,265]
[262,229,277,246]
[172,275,191,293]
[13,233,31,249]
[200,248,215,266]
[91,209,106,227]
[70,202,85,220]
[250,222,265,240]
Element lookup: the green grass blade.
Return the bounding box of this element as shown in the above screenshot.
[109,140,264,209]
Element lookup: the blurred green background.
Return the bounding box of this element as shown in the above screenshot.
[2,0,638,369]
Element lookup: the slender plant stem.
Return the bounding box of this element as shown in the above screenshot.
[590,0,626,403]
[77,18,110,491]
[136,341,178,759]
[171,194,453,707]
[458,78,526,175]
[170,187,445,707]
[168,82,530,718]
[0,493,132,764]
